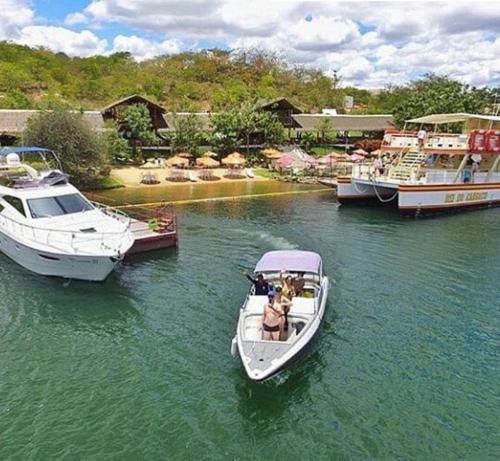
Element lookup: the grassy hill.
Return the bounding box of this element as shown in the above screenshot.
[0,42,377,112]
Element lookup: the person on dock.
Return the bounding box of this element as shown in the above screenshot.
[244,272,270,296]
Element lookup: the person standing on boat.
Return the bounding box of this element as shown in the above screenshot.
[280,270,295,299]
[471,154,482,182]
[244,272,270,296]
[292,272,306,297]
[417,128,426,149]
[262,290,283,341]
[373,157,384,176]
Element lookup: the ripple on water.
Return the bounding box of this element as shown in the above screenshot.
[0,195,499,460]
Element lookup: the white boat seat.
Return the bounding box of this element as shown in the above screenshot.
[243,315,262,341]
[246,295,315,315]
[289,297,315,315]
[245,295,267,314]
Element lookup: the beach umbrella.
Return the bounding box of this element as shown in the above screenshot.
[196,157,220,168]
[328,151,348,159]
[302,153,317,166]
[166,155,189,167]
[347,153,365,162]
[261,148,283,159]
[222,152,245,166]
[276,154,294,168]
[139,160,156,169]
[318,154,338,165]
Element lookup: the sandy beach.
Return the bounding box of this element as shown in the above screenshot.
[111,166,269,188]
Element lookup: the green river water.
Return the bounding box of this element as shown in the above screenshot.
[0,182,498,460]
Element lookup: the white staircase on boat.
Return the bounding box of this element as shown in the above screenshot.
[388,150,428,182]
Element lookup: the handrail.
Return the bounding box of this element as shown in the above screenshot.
[0,208,132,255]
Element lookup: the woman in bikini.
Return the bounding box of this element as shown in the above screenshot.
[262,290,283,341]
[280,270,295,299]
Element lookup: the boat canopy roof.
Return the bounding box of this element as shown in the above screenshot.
[254,250,322,274]
[0,146,52,156]
[407,113,500,125]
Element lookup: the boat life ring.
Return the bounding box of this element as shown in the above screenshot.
[468,129,486,152]
[485,130,500,153]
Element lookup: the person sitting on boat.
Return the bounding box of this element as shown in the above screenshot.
[292,272,306,297]
[262,289,283,341]
[244,272,270,296]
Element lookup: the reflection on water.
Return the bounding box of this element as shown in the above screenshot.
[87,180,326,206]
[0,192,498,460]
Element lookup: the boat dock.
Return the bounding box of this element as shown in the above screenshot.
[128,217,177,255]
[93,201,178,255]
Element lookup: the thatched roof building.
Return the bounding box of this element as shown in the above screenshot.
[292,114,394,132]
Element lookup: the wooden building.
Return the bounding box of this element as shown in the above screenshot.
[259,98,303,129]
[101,94,168,131]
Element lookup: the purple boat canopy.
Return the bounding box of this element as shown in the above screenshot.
[254,250,322,275]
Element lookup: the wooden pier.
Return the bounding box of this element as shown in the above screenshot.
[125,204,177,255]
[127,218,177,255]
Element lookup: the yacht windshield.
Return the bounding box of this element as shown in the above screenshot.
[27,194,93,218]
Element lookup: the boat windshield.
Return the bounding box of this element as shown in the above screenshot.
[27,194,93,219]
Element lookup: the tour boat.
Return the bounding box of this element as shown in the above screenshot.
[231,250,329,382]
[0,147,134,281]
[335,113,500,216]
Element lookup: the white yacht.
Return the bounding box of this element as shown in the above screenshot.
[231,250,329,382]
[0,147,134,281]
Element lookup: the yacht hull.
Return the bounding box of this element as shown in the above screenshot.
[398,182,500,216]
[336,177,396,203]
[0,230,119,281]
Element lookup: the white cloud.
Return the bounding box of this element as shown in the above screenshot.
[112,35,181,60]
[17,26,107,57]
[0,0,498,88]
[0,0,34,40]
[65,12,88,26]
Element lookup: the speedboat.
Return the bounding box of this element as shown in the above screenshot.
[231,250,329,382]
[0,147,134,281]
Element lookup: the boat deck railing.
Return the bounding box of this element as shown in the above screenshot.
[0,208,132,256]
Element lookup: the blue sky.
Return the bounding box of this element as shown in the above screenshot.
[1,1,499,88]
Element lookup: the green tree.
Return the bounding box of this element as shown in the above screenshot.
[210,102,285,154]
[260,111,285,146]
[102,122,131,160]
[209,110,241,154]
[0,89,31,109]
[317,117,333,143]
[122,103,157,158]
[392,74,494,128]
[301,132,316,152]
[170,113,204,155]
[23,108,107,187]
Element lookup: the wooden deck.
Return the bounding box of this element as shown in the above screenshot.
[127,218,177,255]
